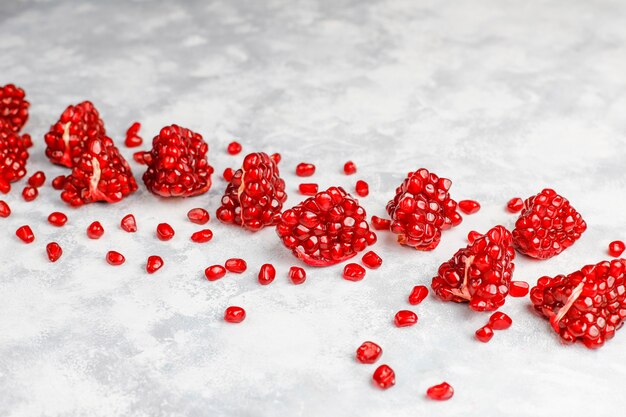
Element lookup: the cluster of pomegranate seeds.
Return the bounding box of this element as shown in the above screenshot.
[106,251,125,265]
[217,152,287,231]
[0,122,30,186]
[299,183,318,195]
[28,171,46,188]
[46,242,63,262]
[608,240,625,257]
[467,230,482,243]
[276,186,376,266]
[156,223,175,241]
[258,263,276,285]
[432,225,515,311]
[48,212,67,227]
[343,263,366,281]
[343,161,356,175]
[512,189,586,259]
[296,162,315,177]
[288,266,306,284]
[506,197,524,213]
[226,141,242,155]
[222,167,234,181]
[0,84,29,132]
[530,258,626,349]
[356,341,382,364]
[394,310,418,327]
[146,256,164,273]
[187,208,209,224]
[16,225,34,243]
[124,122,142,147]
[0,200,10,217]
[355,180,369,197]
[361,251,382,269]
[372,365,395,389]
[224,306,246,323]
[370,215,391,231]
[87,221,104,239]
[205,265,227,281]
[509,280,529,297]
[120,214,137,232]
[408,285,429,305]
[51,175,65,190]
[190,229,213,243]
[426,382,454,401]
[22,186,38,202]
[386,168,461,250]
[225,258,247,273]
[458,199,480,215]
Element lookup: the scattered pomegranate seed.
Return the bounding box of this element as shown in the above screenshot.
[355,180,369,197]
[394,310,418,327]
[343,161,356,175]
[408,285,429,305]
[225,258,247,273]
[223,167,234,181]
[458,199,480,215]
[133,151,147,164]
[156,223,175,241]
[125,122,143,147]
[15,225,34,243]
[205,265,227,281]
[361,251,382,269]
[191,229,213,243]
[372,365,395,389]
[467,230,482,243]
[224,306,246,323]
[27,171,46,188]
[506,197,524,213]
[46,242,63,262]
[187,208,210,225]
[0,178,10,194]
[475,325,494,342]
[509,280,529,297]
[288,266,306,284]
[258,263,276,285]
[356,341,382,364]
[227,141,242,155]
[295,162,315,177]
[106,251,125,266]
[270,153,281,164]
[51,175,66,190]
[343,263,366,281]
[120,214,137,232]
[489,312,512,330]
[48,212,68,227]
[299,183,318,195]
[87,221,104,239]
[22,186,38,202]
[371,216,391,230]
[608,240,625,257]
[146,255,164,274]
[0,200,10,217]
[426,382,454,401]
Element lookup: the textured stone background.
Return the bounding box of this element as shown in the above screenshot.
[1,0,626,416]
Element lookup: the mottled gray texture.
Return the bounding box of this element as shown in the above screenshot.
[1,0,626,416]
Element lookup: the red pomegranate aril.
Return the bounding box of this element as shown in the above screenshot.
[120,214,137,232]
[0,200,10,217]
[0,178,10,194]
[489,312,512,330]
[343,263,366,281]
[224,306,246,323]
[133,151,147,164]
[475,325,494,342]
[371,216,391,230]
[46,242,63,262]
[258,263,276,285]
[343,161,357,175]
[361,251,382,269]
[227,141,242,155]
[299,183,318,195]
[187,208,210,225]
[87,221,104,239]
[191,229,213,243]
[27,171,46,188]
[51,175,66,190]
[458,199,480,215]
[426,382,454,401]
[205,265,227,281]
[223,167,234,181]
[506,197,524,213]
[15,225,34,243]
[355,180,369,197]
[289,266,306,284]
[356,341,382,364]
[271,153,281,164]
[372,365,395,389]
[156,223,175,241]
[394,310,418,327]
[296,162,315,177]
[106,251,125,266]
[146,255,164,273]
[509,280,529,297]
[408,285,429,305]
[608,240,625,257]
[225,258,247,273]
[22,186,38,202]
[48,212,68,227]
[467,230,482,243]
[125,122,142,147]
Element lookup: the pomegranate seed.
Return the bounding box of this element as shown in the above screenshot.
[187,208,210,225]
[288,266,306,284]
[223,167,234,181]
[133,151,148,164]
[156,223,175,241]
[371,216,391,230]
[258,263,276,285]
[489,311,512,330]
[372,365,395,389]
[22,186,38,202]
[125,122,142,147]
[608,240,625,257]
[394,310,418,327]
[295,162,315,177]
[467,230,482,243]
[146,255,164,273]
[46,242,63,262]
[120,214,137,232]
[343,161,356,175]
[458,199,480,215]
[356,341,382,364]
[509,280,529,297]
[408,285,429,305]
[48,212,68,227]
[426,382,454,401]
[225,258,247,273]
[86,221,104,239]
[299,183,318,195]
[343,263,366,281]
[506,197,524,213]
[355,180,369,197]
[0,200,10,217]
[227,141,242,155]
[270,153,281,164]
[28,171,46,188]
[106,251,125,266]
[475,325,494,342]
[0,178,10,194]
[15,225,34,243]
[361,251,382,269]
[51,175,66,190]
[224,306,246,323]
[191,229,213,243]
[205,265,227,281]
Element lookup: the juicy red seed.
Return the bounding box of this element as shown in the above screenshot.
[394,310,418,327]
[355,180,369,197]
[191,229,213,243]
[426,382,454,401]
[146,255,164,273]
[205,265,227,281]
[299,183,318,195]
[356,341,382,364]
[224,306,246,323]
[0,179,10,194]
[120,214,137,232]
[343,263,366,281]
[371,216,391,230]
[372,365,395,389]
[288,266,306,284]
[225,258,247,273]
[187,208,210,224]
[489,312,512,330]
[475,325,494,342]
[156,223,175,241]
[506,197,524,213]
[28,171,46,188]
[133,151,147,164]
[227,141,242,155]
[223,167,234,181]
[106,251,125,266]
[343,161,357,175]
[125,122,142,147]
[361,251,382,269]
[467,230,482,243]
[271,153,281,164]
[51,175,66,190]
[295,162,315,177]
[0,200,10,217]
[509,280,530,297]
[458,199,480,215]
[608,240,625,257]
[15,225,34,243]
[46,242,63,262]
[258,263,276,285]
[408,285,429,305]
[48,212,68,227]
[22,186,38,202]
[87,221,104,239]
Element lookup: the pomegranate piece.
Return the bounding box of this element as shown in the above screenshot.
[27,171,46,188]
[225,258,247,273]
[467,230,482,243]
[343,161,356,175]
[0,124,30,184]
[361,251,382,269]
[141,125,213,197]
[156,223,175,241]
[146,255,164,273]
[296,162,315,177]
[288,266,306,284]
[223,167,234,181]
[299,183,318,196]
[0,84,29,132]
[426,382,454,401]
[48,212,68,227]
[227,141,242,155]
[458,199,480,215]
[16,225,34,243]
[205,265,227,281]
[475,325,494,342]
[489,311,512,330]
[356,341,382,364]
[224,306,246,323]
[431,225,515,311]
[408,285,429,305]
[51,175,66,190]
[22,186,38,202]
[106,251,125,266]
[387,168,461,250]
[191,229,213,243]
[276,186,377,266]
[124,122,142,147]
[258,263,276,285]
[120,214,137,232]
[372,365,395,389]
[609,240,625,257]
[187,208,210,225]
[86,221,104,239]
[355,180,369,197]
[0,200,10,217]
[217,152,287,231]
[46,242,63,262]
[509,280,529,297]
[343,263,366,281]
[530,258,626,349]
[512,189,586,259]
[370,216,391,231]
[506,197,524,213]
[44,101,106,167]
[394,310,418,327]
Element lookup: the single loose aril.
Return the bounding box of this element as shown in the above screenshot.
[156,223,175,241]
[343,263,366,281]
[51,175,66,190]
[0,84,29,132]
[408,285,429,305]
[205,265,227,281]
[608,241,625,257]
[361,251,382,269]
[227,141,242,155]
[87,221,104,239]
[187,208,209,225]
[46,242,63,262]
[394,310,418,327]
[343,161,356,175]
[371,216,391,231]
[28,171,46,188]
[120,214,137,232]
[356,341,382,364]
[372,365,395,389]
[426,382,454,401]
[124,122,142,148]
[489,312,512,330]
[0,200,10,217]
[258,263,276,285]
[299,183,318,195]
[458,199,480,215]
[475,325,494,342]
[355,180,369,197]
[106,251,125,266]
[225,258,247,273]
[224,306,246,323]
[506,197,524,213]
[22,186,38,202]
[48,212,67,227]
[191,229,213,243]
[509,280,529,297]
[16,225,34,243]
[146,256,164,273]
[288,266,306,284]
[296,162,315,177]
